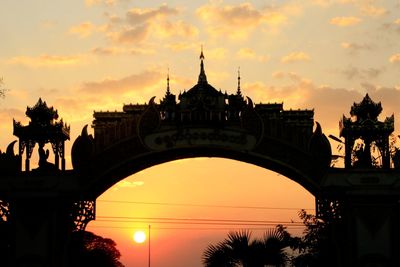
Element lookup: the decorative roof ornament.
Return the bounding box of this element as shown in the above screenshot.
[26,98,59,126]
[350,93,382,122]
[198,45,207,84]
[237,67,242,97]
[166,68,171,96]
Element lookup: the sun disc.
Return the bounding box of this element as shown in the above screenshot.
[133,231,146,243]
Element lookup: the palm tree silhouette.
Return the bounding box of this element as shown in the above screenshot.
[202,229,288,267]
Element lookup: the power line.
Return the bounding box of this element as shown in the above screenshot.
[89,226,306,230]
[95,216,304,227]
[98,200,314,211]
[96,220,304,227]
[96,215,303,225]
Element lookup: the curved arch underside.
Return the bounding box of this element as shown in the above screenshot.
[76,134,328,198]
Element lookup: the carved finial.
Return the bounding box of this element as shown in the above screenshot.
[200,45,204,60]
[198,45,207,84]
[237,67,242,96]
[166,68,170,95]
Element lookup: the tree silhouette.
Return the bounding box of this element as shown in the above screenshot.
[202,229,288,267]
[68,231,125,267]
[276,210,335,267]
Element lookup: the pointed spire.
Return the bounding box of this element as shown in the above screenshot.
[200,45,204,60]
[198,45,207,84]
[166,68,171,95]
[237,67,242,96]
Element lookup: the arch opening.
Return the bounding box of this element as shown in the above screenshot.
[86,157,316,267]
[85,145,321,199]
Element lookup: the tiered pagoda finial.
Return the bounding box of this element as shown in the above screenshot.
[166,68,171,96]
[159,70,176,121]
[198,45,207,84]
[340,94,394,168]
[26,98,59,125]
[350,93,382,122]
[13,98,70,171]
[237,67,242,97]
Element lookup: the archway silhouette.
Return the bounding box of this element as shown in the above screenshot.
[82,144,322,198]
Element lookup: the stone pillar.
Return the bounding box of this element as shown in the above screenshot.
[10,197,73,267]
[342,194,400,267]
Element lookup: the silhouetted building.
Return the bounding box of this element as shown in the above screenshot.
[13,98,70,171]
[340,94,394,168]
[92,50,313,151]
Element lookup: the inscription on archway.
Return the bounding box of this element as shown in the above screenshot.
[144,128,256,150]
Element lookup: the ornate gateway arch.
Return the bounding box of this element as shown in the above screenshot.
[0,53,399,267]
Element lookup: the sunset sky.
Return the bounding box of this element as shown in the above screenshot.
[1,0,400,266]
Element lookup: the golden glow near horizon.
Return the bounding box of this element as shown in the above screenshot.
[1,1,400,267]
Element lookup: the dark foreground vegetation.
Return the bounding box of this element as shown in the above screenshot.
[203,210,334,267]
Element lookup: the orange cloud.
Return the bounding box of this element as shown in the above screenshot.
[91,46,123,55]
[69,22,97,38]
[236,48,269,62]
[340,42,371,54]
[281,52,310,63]
[196,2,290,39]
[152,20,199,39]
[126,5,179,25]
[360,4,387,17]
[197,3,263,27]
[85,0,116,6]
[389,53,400,63]
[330,16,361,26]
[112,24,151,44]
[272,71,302,82]
[8,54,83,68]
[91,46,155,56]
[105,4,196,44]
[81,69,164,94]
[395,18,400,25]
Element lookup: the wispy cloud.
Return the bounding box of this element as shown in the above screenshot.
[81,69,164,94]
[196,2,296,39]
[126,5,179,25]
[8,54,84,68]
[236,48,269,62]
[69,22,102,38]
[340,66,384,80]
[272,71,303,82]
[340,42,372,54]
[281,51,310,63]
[104,4,196,44]
[85,0,120,6]
[156,20,198,38]
[359,4,387,17]
[381,20,400,35]
[312,1,386,17]
[330,16,361,26]
[111,24,151,44]
[90,46,155,56]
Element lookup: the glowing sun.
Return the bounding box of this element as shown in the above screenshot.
[133,231,146,243]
